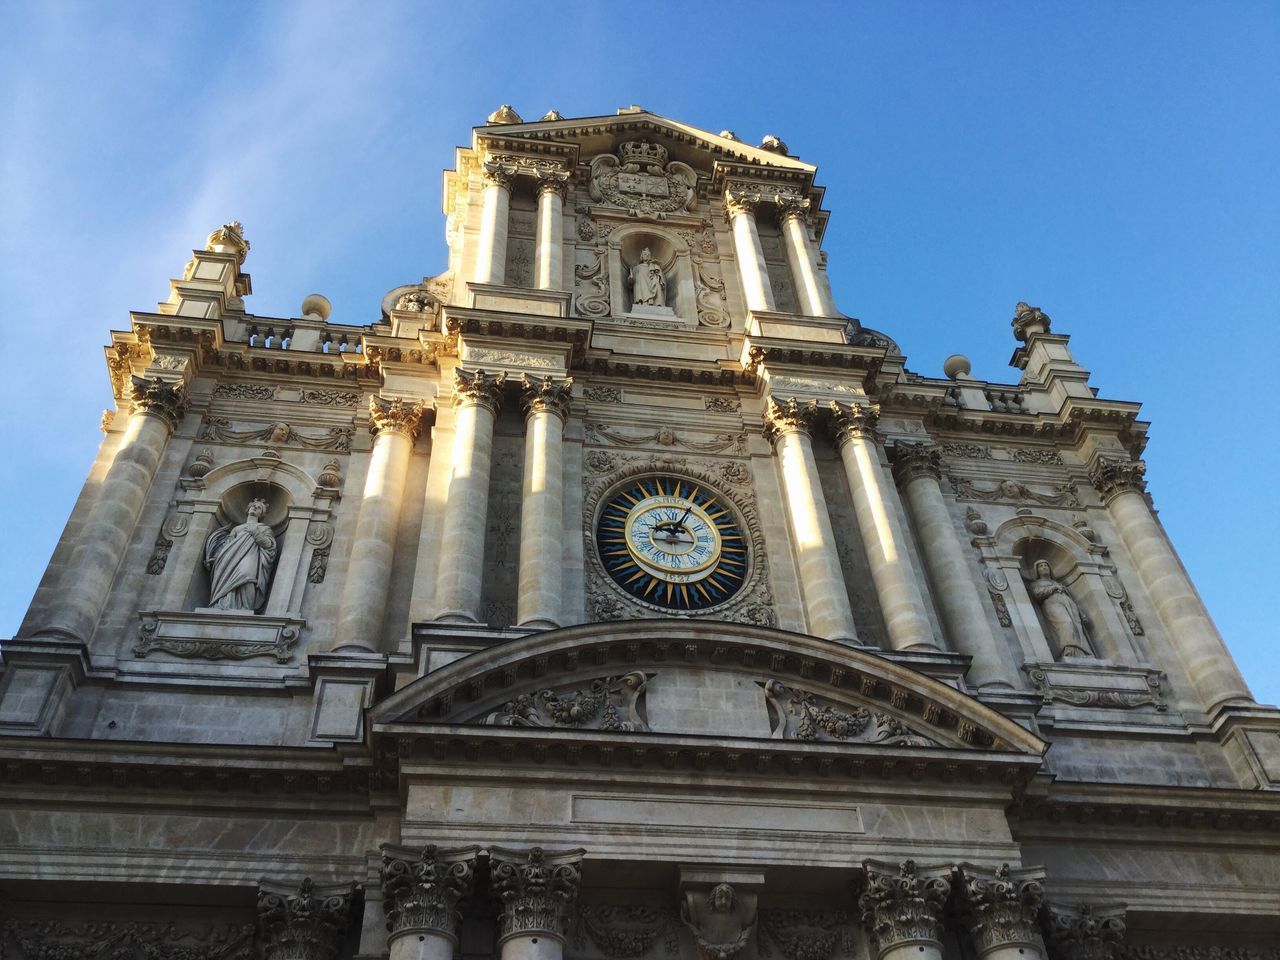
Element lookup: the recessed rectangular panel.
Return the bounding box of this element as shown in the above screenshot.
[572,795,863,834]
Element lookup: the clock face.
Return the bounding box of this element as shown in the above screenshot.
[596,476,749,612]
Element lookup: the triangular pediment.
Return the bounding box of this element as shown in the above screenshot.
[372,621,1046,759]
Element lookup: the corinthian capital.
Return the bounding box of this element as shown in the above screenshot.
[830,401,881,445]
[129,375,188,430]
[536,167,571,199]
[1042,903,1126,960]
[725,185,765,218]
[956,863,1045,956]
[763,396,820,444]
[381,843,479,941]
[520,374,574,421]
[858,859,952,958]
[257,877,355,960]
[890,441,943,486]
[369,395,426,439]
[1089,457,1147,501]
[482,158,519,188]
[489,846,585,943]
[774,191,812,223]
[453,368,507,414]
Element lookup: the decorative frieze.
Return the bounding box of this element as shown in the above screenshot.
[1042,904,1125,960]
[705,396,741,413]
[490,846,585,942]
[757,909,853,960]
[482,672,649,731]
[858,860,952,957]
[586,422,747,454]
[129,375,188,430]
[571,904,681,959]
[1,919,256,959]
[956,863,1045,956]
[521,374,574,421]
[198,418,354,451]
[257,877,354,960]
[585,385,623,403]
[214,381,276,400]
[949,477,1082,508]
[299,389,360,407]
[380,843,479,941]
[681,882,758,960]
[453,368,508,414]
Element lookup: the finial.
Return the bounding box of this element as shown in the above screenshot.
[301,294,332,322]
[719,130,741,141]
[205,221,249,264]
[759,134,789,154]
[943,354,972,380]
[1011,301,1051,341]
[540,109,564,121]
[486,104,522,125]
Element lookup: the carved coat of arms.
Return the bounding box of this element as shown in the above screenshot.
[588,140,697,217]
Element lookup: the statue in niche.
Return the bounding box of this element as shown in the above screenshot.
[1026,559,1093,658]
[681,883,757,960]
[204,498,277,612]
[628,247,666,307]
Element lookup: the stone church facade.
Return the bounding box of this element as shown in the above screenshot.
[2,106,1278,960]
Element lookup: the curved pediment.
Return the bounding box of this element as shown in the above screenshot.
[372,621,1046,758]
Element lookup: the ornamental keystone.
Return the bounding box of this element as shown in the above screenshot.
[380,843,479,942]
[858,859,953,958]
[257,877,355,960]
[489,845,585,943]
[956,863,1046,956]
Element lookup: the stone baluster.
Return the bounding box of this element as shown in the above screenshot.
[433,369,506,622]
[1041,903,1126,960]
[329,396,425,652]
[776,192,834,316]
[534,169,569,291]
[832,404,937,652]
[725,186,776,312]
[257,877,355,960]
[381,844,479,960]
[36,376,187,643]
[859,860,953,960]
[1090,457,1252,712]
[764,398,859,643]
[490,846,584,960]
[475,159,517,285]
[956,864,1047,960]
[517,375,573,628]
[891,442,1017,687]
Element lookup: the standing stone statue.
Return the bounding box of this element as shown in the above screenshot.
[204,498,277,612]
[628,247,666,307]
[1027,559,1093,658]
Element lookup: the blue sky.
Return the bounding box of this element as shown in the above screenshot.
[2,2,1276,703]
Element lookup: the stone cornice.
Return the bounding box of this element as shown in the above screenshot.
[743,338,885,380]
[1011,779,1280,835]
[442,308,590,363]
[584,354,742,387]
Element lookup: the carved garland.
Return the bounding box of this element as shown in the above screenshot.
[581,457,775,627]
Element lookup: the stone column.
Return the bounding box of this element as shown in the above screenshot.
[490,846,584,960]
[891,443,1016,687]
[725,186,776,312]
[859,860,952,960]
[534,169,569,291]
[832,404,937,652]
[433,369,506,622]
[957,864,1047,960]
[1042,903,1126,960]
[38,376,187,643]
[258,877,355,960]
[381,844,479,960]
[474,159,517,286]
[329,396,425,652]
[764,398,858,643]
[776,192,834,317]
[1090,457,1252,712]
[517,375,573,628]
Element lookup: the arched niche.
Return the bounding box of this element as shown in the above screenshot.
[605,223,697,322]
[995,514,1139,663]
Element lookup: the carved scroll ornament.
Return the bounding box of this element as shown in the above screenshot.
[763,680,938,747]
[589,140,697,217]
[482,672,649,731]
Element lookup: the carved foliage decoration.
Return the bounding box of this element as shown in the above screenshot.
[0,919,256,960]
[130,375,189,429]
[1090,457,1147,500]
[949,476,1082,508]
[1026,667,1166,711]
[482,672,650,731]
[1042,904,1126,960]
[763,680,938,747]
[957,864,1046,953]
[490,847,584,941]
[214,381,276,401]
[257,877,354,960]
[757,910,854,960]
[199,418,355,451]
[381,844,479,938]
[589,140,698,217]
[858,860,951,954]
[572,905,681,959]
